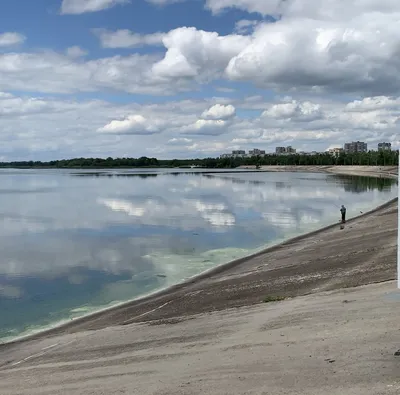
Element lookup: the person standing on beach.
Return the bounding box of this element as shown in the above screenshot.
[340,205,346,223]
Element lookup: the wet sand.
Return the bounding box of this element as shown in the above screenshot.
[0,166,398,394]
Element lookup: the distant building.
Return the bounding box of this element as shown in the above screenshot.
[232,150,245,155]
[297,150,323,156]
[378,142,391,151]
[286,146,296,154]
[275,147,286,154]
[328,147,344,157]
[248,149,266,156]
[220,150,247,159]
[344,141,368,154]
[275,146,297,155]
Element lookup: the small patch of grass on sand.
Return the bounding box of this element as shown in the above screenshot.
[263,295,286,303]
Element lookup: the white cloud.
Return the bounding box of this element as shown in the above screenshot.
[205,0,282,15]
[61,0,129,14]
[0,51,167,95]
[0,32,25,46]
[0,90,399,162]
[341,99,400,130]
[151,27,251,81]
[234,19,260,34]
[186,141,239,155]
[224,14,400,95]
[66,46,87,58]
[94,29,165,48]
[146,0,184,4]
[168,137,193,145]
[206,0,400,19]
[98,114,163,135]
[182,119,230,135]
[201,104,236,120]
[1,11,400,97]
[215,87,236,93]
[262,100,324,122]
[345,96,400,112]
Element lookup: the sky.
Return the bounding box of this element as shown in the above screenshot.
[0,0,399,161]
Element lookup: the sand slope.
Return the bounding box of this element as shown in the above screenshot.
[0,282,399,395]
[252,165,398,179]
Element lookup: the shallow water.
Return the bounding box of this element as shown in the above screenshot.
[0,169,397,342]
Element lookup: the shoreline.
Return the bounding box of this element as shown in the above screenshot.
[0,166,398,348]
[256,165,398,179]
[1,164,399,178]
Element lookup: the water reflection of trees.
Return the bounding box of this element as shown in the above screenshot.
[327,175,398,193]
[72,173,159,178]
[202,174,266,186]
[71,172,398,195]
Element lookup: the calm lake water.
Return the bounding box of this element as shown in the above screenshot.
[0,169,397,342]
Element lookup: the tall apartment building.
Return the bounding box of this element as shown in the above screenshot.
[249,149,266,156]
[220,150,246,158]
[286,146,296,154]
[377,142,391,151]
[232,150,246,156]
[275,147,286,154]
[344,141,368,153]
[328,147,344,156]
[275,146,296,155]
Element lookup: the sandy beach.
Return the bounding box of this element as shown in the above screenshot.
[254,165,398,179]
[0,165,398,394]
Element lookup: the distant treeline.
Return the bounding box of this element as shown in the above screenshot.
[0,150,398,168]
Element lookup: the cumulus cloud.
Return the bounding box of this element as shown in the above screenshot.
[234,19,260,34]
[61,0,129,14]
[146,0,184,4]
[66,46,87,58]
[94,29,164,48]
[205,0,282,15]
[341,98,400,130]
[2,12,400,97]
[0,90,399,162]
[0,32,25,46]
[151,27,251,81]
[0,51,168,95]
[262,100,324,122]
[98,115,163,135]
[0,0,399,161]
[168,137,193,145]
[224,14,400,95]
[201,104,236,120]
[345,96,400,112]
[206,0,399,19]
[87,2,398,97]
[182,119,230,136]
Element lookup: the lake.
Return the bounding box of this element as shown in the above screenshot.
[0,169,397,343]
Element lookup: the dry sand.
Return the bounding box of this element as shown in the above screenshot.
[257,165,398,179]
[1,282,399,395]
[0,166,398,394]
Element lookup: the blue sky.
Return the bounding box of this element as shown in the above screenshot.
[0,0,398,160]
